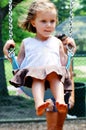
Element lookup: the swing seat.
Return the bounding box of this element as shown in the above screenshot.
[9,47,73,99]
[20,86,53,99]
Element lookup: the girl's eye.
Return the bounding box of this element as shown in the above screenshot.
[41,20,46,23]
[50,20,55,23]
[40,19,56,24]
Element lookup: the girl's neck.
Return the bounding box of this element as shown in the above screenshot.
[35,35,51,41]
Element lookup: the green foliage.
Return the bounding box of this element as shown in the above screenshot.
[2,0,86,51]
[75,0,86,16]
[51,0,70,23]
[51,0,86,22]
[0,0,8,7]
[2,0,34,45]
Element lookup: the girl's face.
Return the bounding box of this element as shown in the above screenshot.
[31,9,57,40]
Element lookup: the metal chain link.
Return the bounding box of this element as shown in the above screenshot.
[69,0,75,38]
[66,0,75,69]
[9,0,13,39]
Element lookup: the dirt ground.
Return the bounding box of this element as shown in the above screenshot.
[0,119,86,130]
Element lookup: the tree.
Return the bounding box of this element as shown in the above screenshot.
[51,0,70,23]
[75,0,86,16]
[0,0,23,96]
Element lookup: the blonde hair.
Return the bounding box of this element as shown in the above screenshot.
[21,0,57,33]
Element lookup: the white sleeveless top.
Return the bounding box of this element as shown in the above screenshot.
[20,36,62,69]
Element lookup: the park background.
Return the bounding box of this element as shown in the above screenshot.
[0,0,86,129]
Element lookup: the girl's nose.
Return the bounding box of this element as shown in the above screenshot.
[46,22,51,27]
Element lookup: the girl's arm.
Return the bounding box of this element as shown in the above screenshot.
[59,36,76,66]
[60,36,76,108]
[59,42,68,66]
[3,40,25,67]
[69,65,75,108]
[17,42,25,67]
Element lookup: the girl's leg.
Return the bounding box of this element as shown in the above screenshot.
[32,78,50,116]
[47,72,65,104]
[32,78,45,108]
[47,72,68,130]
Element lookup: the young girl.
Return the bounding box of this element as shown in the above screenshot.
[3,0,75,116]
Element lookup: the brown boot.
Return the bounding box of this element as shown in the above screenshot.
[46,112,58,130]
[56,102,68,130]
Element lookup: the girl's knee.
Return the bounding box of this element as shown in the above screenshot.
[47,72,61,83]
[33,78,45,83]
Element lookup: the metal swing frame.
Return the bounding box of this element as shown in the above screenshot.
[8,0,75,98]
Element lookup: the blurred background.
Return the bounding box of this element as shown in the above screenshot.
[0,0,86,122]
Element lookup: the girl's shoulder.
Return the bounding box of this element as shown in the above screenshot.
[22,37,34,44]
[51,36,62,45]
[52,36,61,42]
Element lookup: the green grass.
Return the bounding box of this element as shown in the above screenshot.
[73,57,86,83]
[74,57,86,66]
[0,95,38,121]
[4,59,13,86]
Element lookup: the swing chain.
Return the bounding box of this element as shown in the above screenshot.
[8,48,15,58]
[66,0,75,56]
[69,0,75,38]
[66,45,74,57]
[9,0,13,40]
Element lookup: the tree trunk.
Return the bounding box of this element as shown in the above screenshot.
[0,20,9,96]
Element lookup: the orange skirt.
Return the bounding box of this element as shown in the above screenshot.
[10,65,72,91]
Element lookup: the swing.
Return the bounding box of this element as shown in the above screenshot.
[8,0,74,99]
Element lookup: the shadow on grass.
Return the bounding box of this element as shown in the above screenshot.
[0,95,39,121]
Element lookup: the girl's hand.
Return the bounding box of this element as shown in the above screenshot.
[62,37,76,54]
[69,96,75,109]
[3,40,15,61]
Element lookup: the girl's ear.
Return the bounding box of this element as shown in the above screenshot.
[31,20,36,27]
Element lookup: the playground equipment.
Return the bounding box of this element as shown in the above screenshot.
[8,0,74,99]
